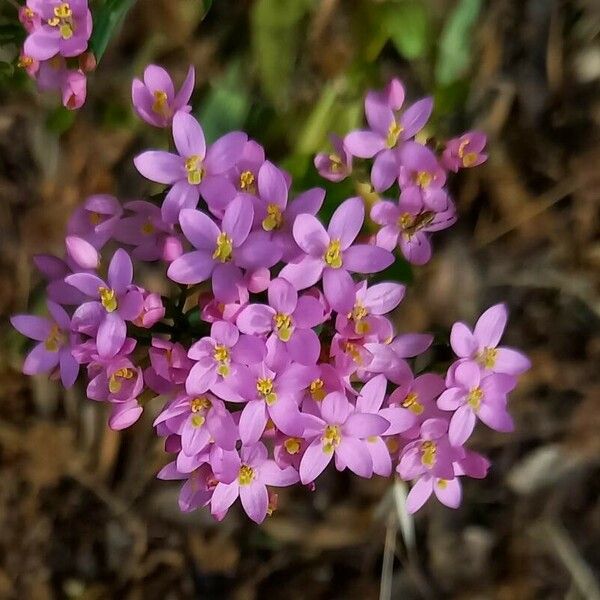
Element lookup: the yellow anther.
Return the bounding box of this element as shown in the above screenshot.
[415,171,432,188]
[99,287,118,312]
[402,392,424,415]
[44,324,64,352]
[18,55,34,68]
[185,155,204,185]
[328,153,343,172]
[191,396,211,413]
[467,387,483,411]
[343,341,363,365]
[349,303,370,335]
[54,3,72,18]
[238,464,255,486]
[191,414,206,428]
[89,211,103,226]
[152,90,170,118]
[108,367,134,394]
[24,7,35,18]
[386,121,403,148]
[398,212,414,231]
[239,170,256,192]
[477,347,498,369]
[284,437,301,455]
[213,344,229,363]
[212,232,233,263]
[324,239,342,269]
[59,22,72,38]
[420,440,437,468]
[141,221,155,235]
[462,152,478,167]
[437,479,448,489]
[262,203,283,231]
[273,312,293,342]
[457,139,470,159]
[47,17,60,26]
[309,378,326,402]
[322,424,341,453]
[256,377,277,405]
[386,437,400,454]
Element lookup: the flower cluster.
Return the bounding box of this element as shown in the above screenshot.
[18,0,93,109]
[12,66,528,523]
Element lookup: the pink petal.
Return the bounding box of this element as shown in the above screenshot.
[450,322,477,358]
[478,401,514,432]
[356,374,387,413]
[108,401,143,431]
[287,328,320,365]
[293,213,329,256]
[161,181,200,224]
[260,460,299,486]
[107,248,133,294]
[433,477,462,508]
[236,304,274,335]
[258,161,288,207]
[134,151,184,184]
[96,312,126,358]
[493,348,530,375]
[185,362,216,395]
[293,295,325,328]
[371,150,398,192]
[321,391,351,424]
[448,405,476,446]
[364,282,405,314]
[379,407,416,435]
[23,342,59,375]
[222,196,253,246]
[174,65,195,109]
[343,244,394,273]
[143,65,175,99]
[400,97,433,139]
[167,250,215,284]
[343,413,389,437]
[367,436,392,476]
[474,303,508,348]
[240,482,269,523]
[211,481,239,518]
[328,197,364,250]
[235,231,282,270]
[391,333,433,358]
[231,335,266,365]
[437,387,464,411]
[365,96,395,136]
[322,267,355,313]
[454,361,481,390]
[172,111,206,157]
[205,131,248,174]
[11,315,51,341]
[335,438,372,478]
[279,256,323,290]
[344,130,385,158]
[65,273,105,297]
[268,277,297,314]
[299,438,332,484]
[406,475,434,514]
[239,400,268,445]
[179,208,220,250]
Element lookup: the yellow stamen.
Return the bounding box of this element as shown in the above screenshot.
[343,341,363,365]
[99,287,118,312]
[386,121,403,148]
[328,153,343,172]
[59,23,73,39]
[239,170,256,193]
[185,155,204,185]
[402,392,424,415]
[89,211,103,226]
[386,437,400,454]
[284,437,301,455]
[108,367,134,394]
[322,424,341,453]
[262,203,283,231]
[213,344,230,376]
[212,232,233,263]
[238,464,255,486]
[273,312,293,342]
[54,3,72,18]
[437,479,448,489]
[324,239,342,269]
[309,378,326,402]
[467,387,483,411]
[191,414,206,428]
[152,90,170,118]
[349,303,370,335]
[18,55,34,69]
[191,396,211,413]
[47,17,60,26]
[477,347,498,369]
[44,324,64,352]
[462,152,478,167]
[141,221,155,235]
[420,440,437,468]
[415,171,432,188]
[256,377,277,405]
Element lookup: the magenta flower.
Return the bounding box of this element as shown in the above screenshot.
[11,300,79,387]
[134,112,247,224]
[66,249,144,357]
[158,460,215,513]
[442,131,487,172]
[24,0,92,61]
[210,442,299,523]
[185,321,265,397]
[67,194,123,249]
[19,5,42,33]
[131,64,195,128]
[280,197,394,312]
[449,303,531,375]
[167,197,280,289]
[145,338,193,394]
[237,277,325,365]
[132,292,165,328]
[344,93,433,191]
[314,134,352,182]
[437,362,516,445]
[61,68,86,110]
[229,360,317,445]
[299,391,390,483]
[371,193,456,265]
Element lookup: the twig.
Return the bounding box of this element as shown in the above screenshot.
[379,512,397,600]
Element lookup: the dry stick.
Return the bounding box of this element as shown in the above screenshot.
[541,521,600,600]
[475,178,581,248]
[379,512,397,600]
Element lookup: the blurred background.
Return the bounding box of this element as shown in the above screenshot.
[1,0,600,598]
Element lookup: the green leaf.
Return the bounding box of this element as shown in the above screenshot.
[196,62,251,143]
[88,0,137,64]
[383,1,431,60]
[0,22,25,45]
[251,0,313,107]
[46,106,76,135]
[435,0,482,85]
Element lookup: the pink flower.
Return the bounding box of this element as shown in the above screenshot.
[132,64,195,128]
[449,303,531,376]
[237,277,325,365]
[210,442,299,523]
[314,134,352,182]
[11,300,79,387]
[280,197,394,312]
[437,362,516,445]
[442,131,487,172]
[134,112,247,224]
[133,292,165,328]
[61,68,86,109]
[67,194,123,249]
[158,460,216,513]
[299,391,390,483]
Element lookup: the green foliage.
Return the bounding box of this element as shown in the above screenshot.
[382,0,432,61]
[89,0,137,63]
[46,106,76,135]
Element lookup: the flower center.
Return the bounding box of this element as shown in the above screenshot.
[99,287,118,312]
[328,153,343,172]
[152,90,171,118]
[324,239,342,269]
[89,211,103,226]
[420,440,437,468]
[262,203,283,231]
[239,170,256,193]
[238,464,255,486]
[273,312,293,342]
[309,378,326,402]
[477,347,497,369]
[141,221,155,235]
[386,121,403,148]
[402,392,424,415]
[437,479,448,489]
[185,155,204,185]
[47,3,74,39]
[415,171,432,188]
[284,437,301,455]
[322,425,341,453]
[108,367,134,394]
[44,324,64,352]
[212,232,233,263]
[342,341,363,365]
[467,387,483,411]
[256,377,277,405]
[399,211,435,237]
[191,396,211,413]
[191,414,205,428]
[18,55,35,68]
[348,303,370,335]
[213,344,230,376]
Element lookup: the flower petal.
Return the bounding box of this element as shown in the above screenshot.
[336,438,372,478]
[167,250,215,284]
[172,111,206,157]
[134,151,184,184]
[240,482,269,523]
[293,213,329,256]
[299,438,332,484]
[328,197,364,250]
[474,303,508,348]
[343,245,394,273]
